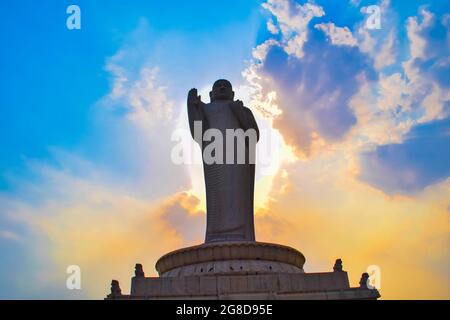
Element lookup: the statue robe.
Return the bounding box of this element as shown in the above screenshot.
[188,100,259,243]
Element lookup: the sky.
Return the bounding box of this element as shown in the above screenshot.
[0,0,448,299]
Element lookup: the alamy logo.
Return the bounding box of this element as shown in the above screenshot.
[66,5,81,30]
[171,121,281,176]
[66,265,81,290]
[364,5,381,30]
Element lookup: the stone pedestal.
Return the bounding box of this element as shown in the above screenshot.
[106,242,380,300]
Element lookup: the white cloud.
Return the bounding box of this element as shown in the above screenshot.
[0,230,21,241]
[348,5,449,148]
[0,154,204,298]
[105,61,174,128]
[403,9,450,124]
[357,0,396,71]
[407,8,434,60]
[315,23,357,47]
[267,18,279,34]
[262,0,324,58]
[252,39,280,62]
[374,30,396,69]
[349,0,362,7]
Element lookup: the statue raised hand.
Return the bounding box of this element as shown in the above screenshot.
[187,88,207,143]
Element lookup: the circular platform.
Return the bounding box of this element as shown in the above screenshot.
[155,241,306,277]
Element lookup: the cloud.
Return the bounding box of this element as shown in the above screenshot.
[359,116,450,194]
[244,3,450,299]
[0,230,21,241]
[349,0,362,7]
[267,18,280,34]
[356,0,396,71]
[406,9,450,90]
[159,192,205,243]
[0,24,199,298]
[355,8,450,194]
[104,38,176,129]
[373,30,396,69]
[403,9,450,123]
[1,0,448,301]
[315,23,358,47]
[95,44,194,200]
[0,156,204,299]
[255,157,450,299]
[245,20,376,156]
[262,0,324,59]
[406,8,435,60]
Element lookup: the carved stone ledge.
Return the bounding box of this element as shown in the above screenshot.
[155,241,306,277]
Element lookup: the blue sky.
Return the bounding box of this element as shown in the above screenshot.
[0,0,264,190]
[0,0,267,298]
[0,0,449,299]
[1,0,448,193]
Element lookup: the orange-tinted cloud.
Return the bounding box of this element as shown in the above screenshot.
[254,157,450,299]
[1,160,205,298]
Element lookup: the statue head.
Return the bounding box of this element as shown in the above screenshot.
[210,79,234,102]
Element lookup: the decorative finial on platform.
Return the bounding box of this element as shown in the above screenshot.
[109,280,122,298]
[359,272,369,288]
[135,263,145,277]
[333,258,343,272]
